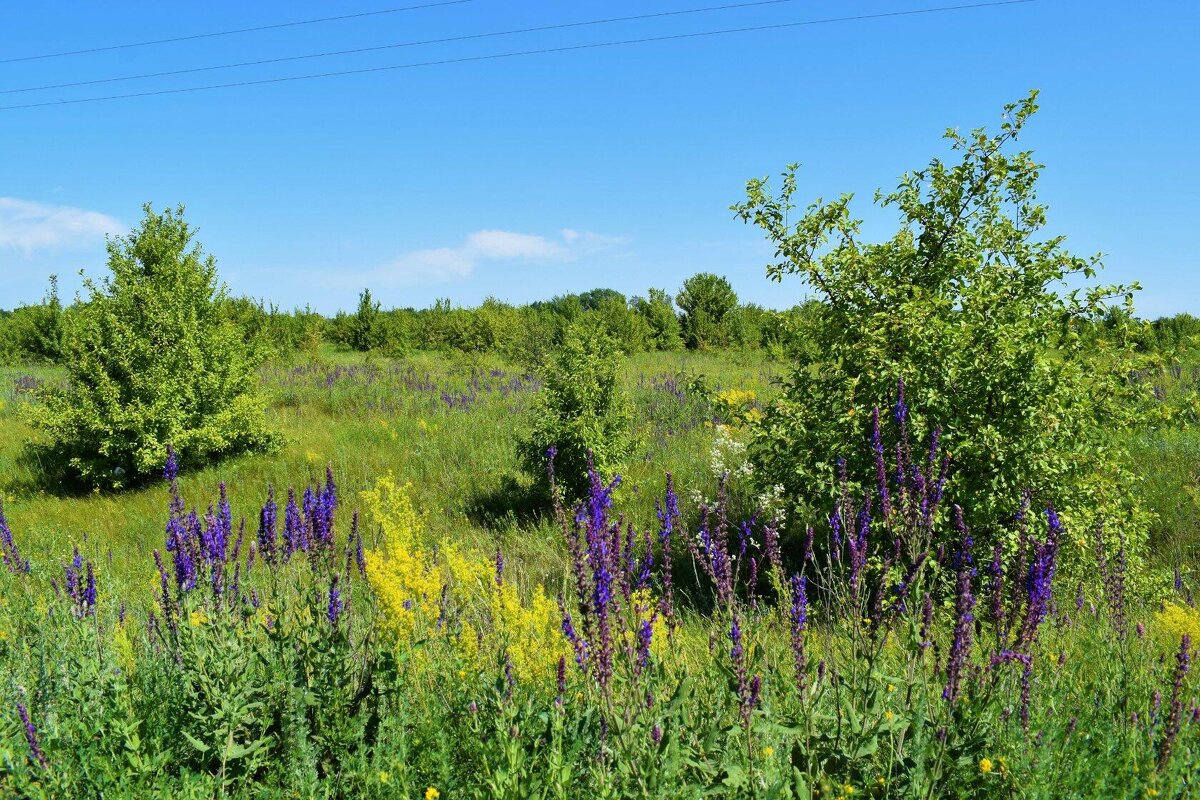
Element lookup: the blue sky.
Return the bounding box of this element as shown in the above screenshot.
[1,0,1196,316]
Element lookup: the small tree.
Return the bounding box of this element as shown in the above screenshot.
[733,92,1144,551]
[677,273,738,349]
[349,288,384,352]
[520,321,635,500]
[632,288,683,351]
[28,204,276,488]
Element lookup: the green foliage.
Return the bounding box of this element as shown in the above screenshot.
[677,272,739,350]
[350,288,385,352]
[733,92,1146,551]
[0,277,62,365]
[520,321,635,499]
[632,288,684,351]
[26,204,277,488]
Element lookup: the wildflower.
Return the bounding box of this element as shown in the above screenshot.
[189,609,208,627]
[1158,634,1191,767]
[425,788,441,800]
[258,485,278,565]
[327,574,344,625]
[378,771,391,784]
[16,701,47,768]
[163,444,178,482]
[0,500,31,574]
[979,758,994,774]
[789,574,808,691]
[763,746,775,758]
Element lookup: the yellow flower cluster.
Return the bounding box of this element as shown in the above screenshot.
[361,474,442,643]
[1155,601,1200,645]
[362,474,571,683]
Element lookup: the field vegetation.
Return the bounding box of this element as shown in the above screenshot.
[1,95,1199,797]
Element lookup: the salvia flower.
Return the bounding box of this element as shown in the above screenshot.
[16,701,47,768]
[0,501,30,574]
[789,574,808,691]
[1159,634,1191,767]
[327,574,344,625]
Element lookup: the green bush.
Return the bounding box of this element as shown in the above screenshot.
[520,321,635,499]
[27,204,277,488]
[733,92,1147,554]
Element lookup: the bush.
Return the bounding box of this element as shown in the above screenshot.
[27,204,276,488]
[519,321,635,499]
[733,92,1146,553]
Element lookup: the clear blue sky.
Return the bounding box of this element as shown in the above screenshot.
[1,0,1196,316]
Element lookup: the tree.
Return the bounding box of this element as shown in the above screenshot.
[632,288,683,351]
[350,288,384,352]
[28,204,276,488]
[676,273,738,349]
[733,92,1145,553]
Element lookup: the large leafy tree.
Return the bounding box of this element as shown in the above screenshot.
[676,272,738,350]
[733,92,1145,549]
[30,204,276,488]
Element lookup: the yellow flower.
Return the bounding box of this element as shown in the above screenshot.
[378,771,391,784]
[763,746,775,758]
[189,610,208,627]
[1146,789,1159,798]
[458,670,466,680]
[842,784,855,796]
[886,683,896,693]
[979,758,994,774]
[426,788,441,800]
[885,710,895,721]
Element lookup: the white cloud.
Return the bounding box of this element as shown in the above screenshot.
[379,227,625,286]
[0,197,122,254]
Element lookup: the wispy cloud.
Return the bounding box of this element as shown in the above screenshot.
[0,197,121,254]
[378,228,626,286]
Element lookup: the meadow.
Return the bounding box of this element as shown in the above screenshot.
[1,345,1199,798]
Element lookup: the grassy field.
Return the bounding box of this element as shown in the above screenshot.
[0,347,776,601]
[4,348,1200,796]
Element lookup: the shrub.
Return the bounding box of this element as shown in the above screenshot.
[519,321,635,499]
[733,92,1146,554]
[27,204,276,488]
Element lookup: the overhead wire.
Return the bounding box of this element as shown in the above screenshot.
[1,0,807,95]
[0,1,1038,112]
[0,0,476,64]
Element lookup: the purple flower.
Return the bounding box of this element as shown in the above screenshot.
[789,574,808,691]
[636,615,655,673]
[327,574,344,625]
[0,501,30,574]
[16,702,47,768]
[163,444,178,482]
[1019,507,1061,647]
[1159,634,1191,767]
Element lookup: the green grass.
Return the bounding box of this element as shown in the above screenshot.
[0,347,775,601]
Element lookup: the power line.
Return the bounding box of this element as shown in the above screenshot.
[1,0,806,95]
[0,1,1038,112]
[0,0,476,64]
